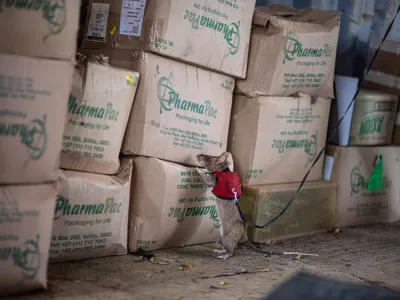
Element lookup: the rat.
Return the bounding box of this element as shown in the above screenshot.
[196,152,267,259]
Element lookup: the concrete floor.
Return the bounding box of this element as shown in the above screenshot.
[10,223,400,300]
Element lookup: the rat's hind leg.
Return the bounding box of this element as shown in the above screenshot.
[217,253,232,259]
[217,239,234,259]
[217,232,242,259]
[213,223,226,253]
[213,249,227,254]
[239,226,248,244]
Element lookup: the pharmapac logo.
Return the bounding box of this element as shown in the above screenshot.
[1,0,67,41]
[0,235,41,280]
[54,195,122,220]
[349,165,392,196]
[283,31,333,64]
[272,132,318,167]
[0,115,47,166]
[156,73,218,118]
[183,9,240,55]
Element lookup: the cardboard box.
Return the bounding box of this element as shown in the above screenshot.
[50,160,132,262]
[81,0,256,78]
[0,2,80,60]
[364,38,400,145]
[235,5,340,98]
[129,156,220,251]
[239,181,337,243]
[0,183,57,296]
[0,54,74,184]
[329,89,397,146]
[323,145,400,227]
[60,54,140,175]
[228,94,331,186]
[77,48,139,71]
[121,51,234,167]
[364,37,400,97]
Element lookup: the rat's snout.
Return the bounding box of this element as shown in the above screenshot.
[196,154,206,166]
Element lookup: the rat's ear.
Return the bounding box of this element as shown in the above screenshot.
[216,153,228,164]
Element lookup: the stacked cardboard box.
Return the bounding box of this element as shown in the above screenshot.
[364,37,400,145]
[81,0,255,79]
[320,37,400,228]
[51,159,132,262]
[79,0,257,251]
[0,3,80,296]
[229,5,341,243]
[323,146,400,227]
[120,51,235,251]
[49,54,140,263]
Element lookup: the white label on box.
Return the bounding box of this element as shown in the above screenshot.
[86,3,110,42]
[120,0,147,36]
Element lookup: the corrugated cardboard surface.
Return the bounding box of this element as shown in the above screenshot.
[324,145,400,227]
[348,90,398,145]
[364,37,400,145]
[239,181,337,243]
[77,49,139,71]
[81,0,255,78]
[0,183,57,296]
[51,160,132,262]
[365,37,400,97]
[228,94,331,185]
[0,2,80,60]
[81,0,170,50]
[129,156,220,252]
[235,5,340,97]
[60,55,139,175]
[0,54,74,184]
[121,51,234,167]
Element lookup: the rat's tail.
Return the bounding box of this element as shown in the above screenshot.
[245,241,269,254]
[245,242,319,257]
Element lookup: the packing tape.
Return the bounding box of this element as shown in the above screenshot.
[109,24,117,35]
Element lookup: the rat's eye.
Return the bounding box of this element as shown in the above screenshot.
[206,157,210,161]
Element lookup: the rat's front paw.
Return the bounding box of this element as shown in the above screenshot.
[217,254,231,259]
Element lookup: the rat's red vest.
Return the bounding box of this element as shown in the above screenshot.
[211,171,242,200]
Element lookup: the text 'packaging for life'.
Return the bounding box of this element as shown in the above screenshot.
[228,93,331,186]
[60,54,139,175]
[82,0,256,78]
[0,183,57,297]
[50,159,132,262]
[240,181,337,243]
[129,156,220,252]
[235,5,340,98]
[323,145,400,227]
[0,54,74,184]
[0,1,80,60]
[121,51,234,167]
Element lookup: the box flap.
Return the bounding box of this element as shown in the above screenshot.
[253,5,297,26]
[289,8,341,29]
[254,5,340,33]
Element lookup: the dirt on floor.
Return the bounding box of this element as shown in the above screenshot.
[9,223,400,300]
